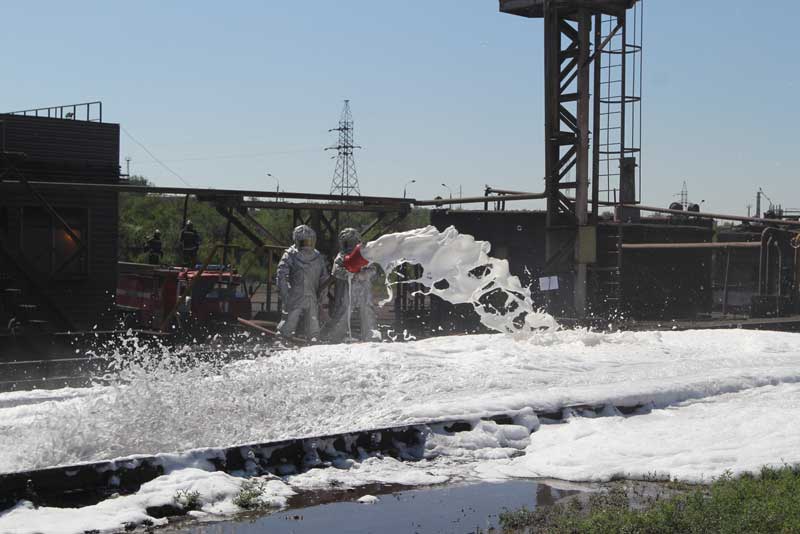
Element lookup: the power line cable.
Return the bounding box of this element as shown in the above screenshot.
[132,147,320,165]
[121,126,193,187]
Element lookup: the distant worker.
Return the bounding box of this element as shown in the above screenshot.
[323,228,378,342]
[276,225,328,339]
[180,220,201,267]
[145,229,163,265]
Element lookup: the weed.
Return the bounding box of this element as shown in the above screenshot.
[233,479,268,510]
[173,489,201,511]
[498,465,800,533]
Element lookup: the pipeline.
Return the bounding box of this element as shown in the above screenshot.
[621,242,760,250]
[414,192,547,207]
[421,187,800,228]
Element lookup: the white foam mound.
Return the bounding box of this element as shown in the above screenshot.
[0,467,295,534]
[482,381,800,483]
[362,225,558,333]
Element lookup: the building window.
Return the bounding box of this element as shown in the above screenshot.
[21,207,88,277]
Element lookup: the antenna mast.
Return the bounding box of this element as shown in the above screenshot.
[326,100,362,197]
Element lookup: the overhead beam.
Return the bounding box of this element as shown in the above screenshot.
[0,180,415,207]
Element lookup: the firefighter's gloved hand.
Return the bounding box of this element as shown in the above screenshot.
[343,244,369,273]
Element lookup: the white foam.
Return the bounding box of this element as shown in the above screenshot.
[486,381,800,483]
[0,468,294,534]
[2,329,799,474]
[288,456,449,490]
[361,225,558,333]
[3,334,800,532]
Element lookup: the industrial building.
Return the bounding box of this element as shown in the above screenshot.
[0,103,120,334]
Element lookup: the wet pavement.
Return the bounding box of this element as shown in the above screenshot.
[164,480,580,534]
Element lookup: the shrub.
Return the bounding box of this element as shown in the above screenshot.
[233,479,268,510]
[173,489,201,511]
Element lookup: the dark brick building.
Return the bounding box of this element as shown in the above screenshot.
[0,104,120,332]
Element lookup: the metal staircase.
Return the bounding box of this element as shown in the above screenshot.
[592,224,624,316]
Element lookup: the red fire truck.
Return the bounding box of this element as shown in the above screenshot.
[117,263,251,330]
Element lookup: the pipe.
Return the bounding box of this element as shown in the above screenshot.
[760,233,774,297]
[722,248,731,316]
[621,242,760,250]
[775,240,783,316]
[420,186,800,227]
[794,240,799,303]
[614,203,800,228]
[485,187,531,195]
[414,192,548,207]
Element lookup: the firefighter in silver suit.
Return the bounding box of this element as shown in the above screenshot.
[276,225,328,339]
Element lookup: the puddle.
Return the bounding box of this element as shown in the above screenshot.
[164,480,581,534]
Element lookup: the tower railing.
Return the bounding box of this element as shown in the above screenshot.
[6,102,103,123]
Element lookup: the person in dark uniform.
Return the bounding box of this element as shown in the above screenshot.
[179,220,201,267]
[145,229,163,265]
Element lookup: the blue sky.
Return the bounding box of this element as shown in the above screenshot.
[1,1,797,214]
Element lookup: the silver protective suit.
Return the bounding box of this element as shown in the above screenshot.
[324,228,379,342]
[276,225,328,339]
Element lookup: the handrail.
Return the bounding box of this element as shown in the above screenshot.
[6,101,102,123]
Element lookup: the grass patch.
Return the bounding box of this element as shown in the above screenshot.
[499,465,800,533]
[233,479,269,510]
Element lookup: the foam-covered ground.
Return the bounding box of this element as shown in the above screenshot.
[2,329,800,533]
[2,329,799,474]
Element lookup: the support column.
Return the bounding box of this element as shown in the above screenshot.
[591,13,602,221]
[574,9,592,318]
[543,4,560,234]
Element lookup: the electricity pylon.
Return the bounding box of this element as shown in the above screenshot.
[326,100,362,197]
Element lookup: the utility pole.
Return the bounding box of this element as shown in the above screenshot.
[403,179,416,199]
[125,156,131,177]
[326,100,362,198]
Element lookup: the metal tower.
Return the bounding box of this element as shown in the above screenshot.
[326,100,362,197]
[497,0,643,318]
[676,181,688,209]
